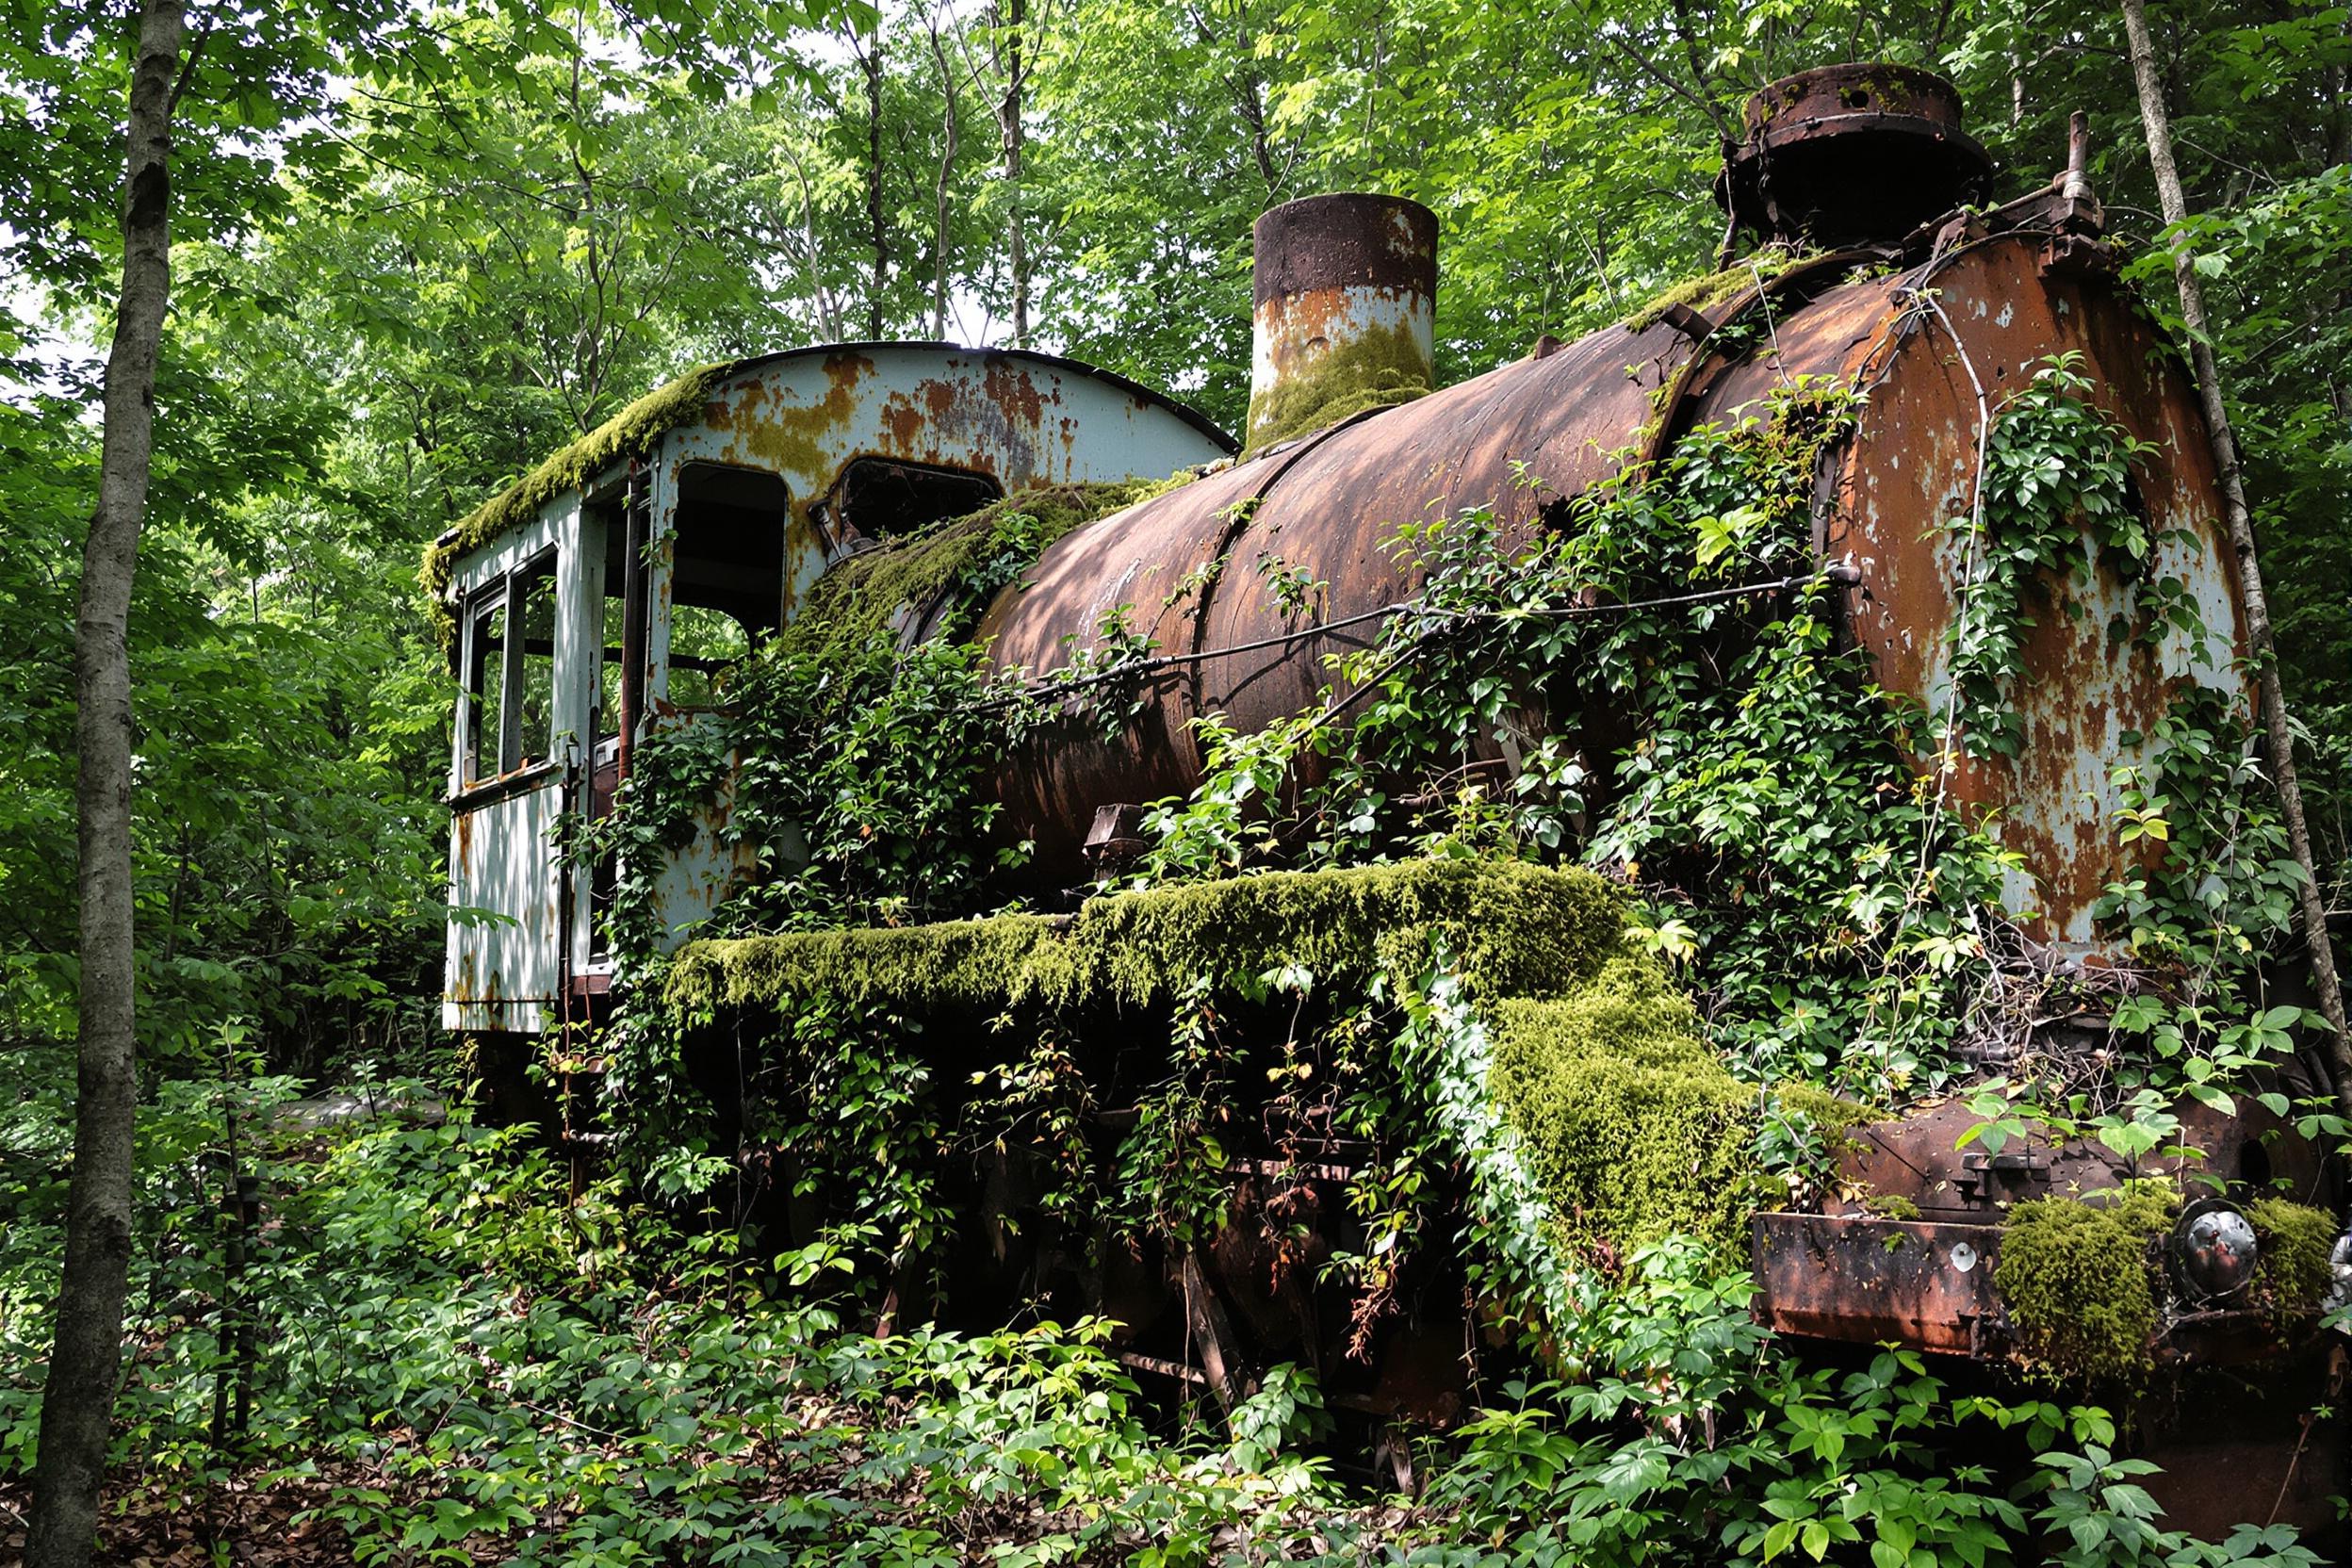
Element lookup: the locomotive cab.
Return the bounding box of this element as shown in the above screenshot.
[433,344,1235,1037]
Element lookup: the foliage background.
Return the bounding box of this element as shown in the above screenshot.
[0,0,2346,1558]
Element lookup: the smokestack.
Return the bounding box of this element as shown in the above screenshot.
[1716,63,1993,250]
[1246,193,1438,453]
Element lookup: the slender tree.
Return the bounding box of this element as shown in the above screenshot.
[2118,0,2352,1112]
[994,0,1031,345]
[15,7,831,1554]
[25,0,187,1559]
[923,0,960,338]
[857,18,890,338]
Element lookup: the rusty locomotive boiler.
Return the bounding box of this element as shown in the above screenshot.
[434,64,2348,1531]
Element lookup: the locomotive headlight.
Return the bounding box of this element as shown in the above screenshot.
[2172,1199,2259,1303]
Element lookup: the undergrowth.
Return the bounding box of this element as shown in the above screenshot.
[0,1078,2328,1567]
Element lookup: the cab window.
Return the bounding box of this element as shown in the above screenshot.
[459,547,559,785]
[663,464,788,709]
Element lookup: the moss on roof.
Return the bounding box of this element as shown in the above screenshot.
[1622,245,1821,333]
[774,480,1177,662]
[418,362,733,645]
[668,858,1630,1018]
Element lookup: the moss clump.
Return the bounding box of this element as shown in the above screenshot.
[1621,245,1819,334]
[1487,966,1865,1258]
[1995,1188,2176,1383]
[776,480,1171,662]
[2246,1198,2339,1327]
[419,362,732,645]
[670,858,1634,1020]
[670,913,1059,1020]
[1243,319,1431,455]
[1865,1193,1922,1222]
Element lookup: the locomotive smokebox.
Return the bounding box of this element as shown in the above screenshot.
[1246,193,1438,451]
[1717,62,1993,248]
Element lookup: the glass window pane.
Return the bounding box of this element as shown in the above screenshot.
[514,557,558,767]
[465,596,504,786]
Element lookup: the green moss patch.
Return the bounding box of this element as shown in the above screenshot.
[1995,1188,2175,1383]
[775,481,1169,662]
[2246,1198,2338,1327]
[1243,319,1431,455]
[1622,246,1821,334]
[672,858,1629,1017]
[420,363,731,645]
[1488,970,1864,1258]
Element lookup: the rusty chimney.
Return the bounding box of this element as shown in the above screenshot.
[1716,63,1993,250]
[1246,193,1438,453]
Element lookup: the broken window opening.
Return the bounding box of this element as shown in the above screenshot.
[811,456,1002,550]
[593,506,629,747]
[456,547,561,789]
[512,552,559,770]
[664,463,790,709]
[666,605,753,709]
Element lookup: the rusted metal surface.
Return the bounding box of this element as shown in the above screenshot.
[1769,1086,2339,1369]
[1757,1206,2346,1541]
[983,223,2247,939]
[1828,1095,2336,1223]
[1696,241,2249,947]
[1752,1212,2002,1353]
[1718,64,1992,248]
[1757,1205,2322,1356]
[1632,248,1885,470]
[1246,194,1438,450]
[981,316,1699,871]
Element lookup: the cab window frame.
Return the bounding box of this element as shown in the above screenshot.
[457,545,562,792]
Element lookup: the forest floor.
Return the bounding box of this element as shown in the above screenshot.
[0,1470,365,1567]
[4,1073,2340,1568]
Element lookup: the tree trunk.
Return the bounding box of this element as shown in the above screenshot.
[25,0,186,1561]
[926,8,958,340]
[862,29,888,340]
[997,0,1029,346]
[2118,0,2352,1112]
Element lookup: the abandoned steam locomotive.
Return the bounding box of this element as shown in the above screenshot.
[433,64,2346,1535]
